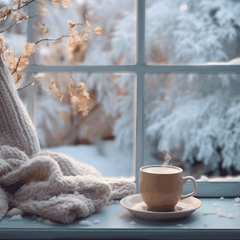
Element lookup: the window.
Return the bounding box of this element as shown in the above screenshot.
[20,0,240,197]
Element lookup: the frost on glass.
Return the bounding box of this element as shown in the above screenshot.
[144,73,240,181]
[27,72,135,177]
[35,0,135,65]
[146,0,240,65]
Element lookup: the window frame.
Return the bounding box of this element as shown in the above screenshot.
[25,0,240,197]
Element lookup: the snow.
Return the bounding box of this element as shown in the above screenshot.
[202,208,235,219]
[213,203,219,207]
[197,175,240,182]
[220,197,224,201]
[234,197,240,203]
[9,215,22,221]
[93,220,100,224]
[132,202,148,211]
[227,214,234,219]
[44,219,54,225]
[35,217,54,225]
[2,33,27,56]
[0,0,10,4]
[42,141,240,182]
[42,140,132,178]
[179,3,188,11]
[129,221,136,225]
[79,220,92,226]
[119,210,134,220]
[206,58,240,66]
[217,211,234,219]
[217,212,226,217]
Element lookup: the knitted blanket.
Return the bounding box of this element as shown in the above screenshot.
[0,55,136,223]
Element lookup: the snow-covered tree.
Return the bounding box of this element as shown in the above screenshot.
[145,0,240,177]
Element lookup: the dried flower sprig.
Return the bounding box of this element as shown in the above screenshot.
[0,0,102,116]
[94,26,103,35]
[5,42,36,84]
[40,26,49,37]
[62,0,72,8]
[0,34,5,54]
[42,77,90,117]
[52,0,61,7]
[3,19,101,84]
[42,78,64,102]
[52,0,72,8]
[68,79,90,116]
[0,0,31,24]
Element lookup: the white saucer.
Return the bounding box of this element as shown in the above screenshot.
[120,194,202,221]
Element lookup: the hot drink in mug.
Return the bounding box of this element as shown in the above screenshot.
[139,165,197,212]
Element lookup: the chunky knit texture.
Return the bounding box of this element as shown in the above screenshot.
[0,56,40,157]
[0,56,136,223]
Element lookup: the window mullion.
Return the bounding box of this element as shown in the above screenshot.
[24,65,240,74]
[136,0,145,65]
[26,2,37,125]
[134,0,145,193]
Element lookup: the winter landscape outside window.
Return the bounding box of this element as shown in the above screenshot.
[3,0,240,197]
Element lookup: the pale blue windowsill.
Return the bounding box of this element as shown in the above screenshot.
[0,198,239,239]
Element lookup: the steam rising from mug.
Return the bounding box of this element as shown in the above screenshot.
[162,151,171,166]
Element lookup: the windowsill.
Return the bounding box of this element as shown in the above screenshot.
[0,198,239,239]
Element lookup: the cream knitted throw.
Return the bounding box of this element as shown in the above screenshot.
[0,56,136,223]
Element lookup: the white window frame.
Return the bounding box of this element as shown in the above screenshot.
[25,0,240,197]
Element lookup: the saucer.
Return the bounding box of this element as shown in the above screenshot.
[120,194,202,221]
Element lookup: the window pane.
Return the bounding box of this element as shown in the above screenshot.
[144,73,240,181]
[35,0,135,65]
[31,72,135,177]
[146,0,240,65]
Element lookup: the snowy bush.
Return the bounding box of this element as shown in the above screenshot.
[145,0,240,174]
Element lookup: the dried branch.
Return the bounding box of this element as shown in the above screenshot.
[61,103,100,145]
[19,0,36,10]
[0,15,36,33]
[34,22,83,44]
[17,81,35,91]
[35,34,70,45]
[12,25,82,76]
[0,22,16,33]
[12,52,24,77]
[12,31,71,78]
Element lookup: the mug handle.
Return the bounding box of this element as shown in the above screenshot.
[180,176,197,200]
